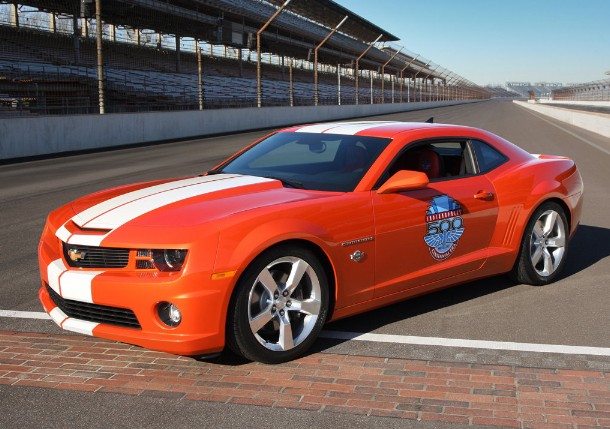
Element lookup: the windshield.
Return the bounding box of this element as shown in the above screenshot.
[218,132,392,192]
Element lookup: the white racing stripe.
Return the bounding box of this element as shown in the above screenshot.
[83,174,273,230]
[60,271,103,303]
[65,233,110,247]
[72,175,236,227]
[61,318,99,336]
[320,330,610,357]
[46,259,102,304]
[47,259,66,296]
[55,175,274,245]
[48,307,68,325]
[295,121,397,135]
[55,225,71,243]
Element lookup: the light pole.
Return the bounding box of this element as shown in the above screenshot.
[314,15,348,106]
[412,63,429,103]
[257,0,292,108]
[399,54,419,103]
[380,47,402,104]
[355,34,382,105]
[423,64,440,102]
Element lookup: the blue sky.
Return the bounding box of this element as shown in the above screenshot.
[334,0,610,86]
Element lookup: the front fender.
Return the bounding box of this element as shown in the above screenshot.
[214,217,334,277]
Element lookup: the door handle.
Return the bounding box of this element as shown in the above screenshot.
[474,191,494,201]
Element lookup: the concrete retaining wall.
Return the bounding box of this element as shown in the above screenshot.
[539,100,610,108]
[0,100,476,160]
[513,100,610,138]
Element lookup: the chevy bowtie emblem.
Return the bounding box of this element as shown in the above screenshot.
[68,248,87,262]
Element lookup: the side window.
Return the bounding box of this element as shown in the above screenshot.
[386,140,474,182]
[470,140,508,173]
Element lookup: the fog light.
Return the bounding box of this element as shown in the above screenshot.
[158,302,182,327]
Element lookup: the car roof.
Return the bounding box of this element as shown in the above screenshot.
[283,121,469,138]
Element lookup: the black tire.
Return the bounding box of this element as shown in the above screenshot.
[226,245,329,364]
[510,201,569,286]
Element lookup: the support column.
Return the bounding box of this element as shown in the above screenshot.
[81,18,88,38]
[370,70,373,104]
[10,2,19,28]
[197,42,203,110]
[95,0,105,114]
[337,63,341,106]
[72,14,80,64]
[289,59,294,107]
[50,12,57,33]
[175,33,181,72]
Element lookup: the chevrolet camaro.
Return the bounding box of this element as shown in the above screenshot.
[38,121,584,363]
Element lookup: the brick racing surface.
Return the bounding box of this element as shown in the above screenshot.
[1,331,609,428]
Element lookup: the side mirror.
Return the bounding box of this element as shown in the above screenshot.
[377,170,430,194]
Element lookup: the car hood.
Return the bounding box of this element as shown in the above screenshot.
[68,174,334,231]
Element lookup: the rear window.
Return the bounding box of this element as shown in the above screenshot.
[471,139,508,173]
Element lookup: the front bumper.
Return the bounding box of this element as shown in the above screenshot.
[38,225,233,356]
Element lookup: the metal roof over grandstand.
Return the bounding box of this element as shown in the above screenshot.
[14,0,445,79]
[265,0,398,43]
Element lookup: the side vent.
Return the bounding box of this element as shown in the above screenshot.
[502,206,522,246]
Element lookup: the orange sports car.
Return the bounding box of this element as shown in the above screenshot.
[38,121,583,363]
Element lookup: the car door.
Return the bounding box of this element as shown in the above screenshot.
[371,140,499,298]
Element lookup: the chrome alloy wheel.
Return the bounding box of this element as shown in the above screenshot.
[247,256,322,352]
[529,209,566,277]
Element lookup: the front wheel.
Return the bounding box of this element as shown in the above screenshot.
[511,201,569,285]
[227,246,329,363]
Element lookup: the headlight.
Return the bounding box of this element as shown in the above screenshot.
[135,249,188,271]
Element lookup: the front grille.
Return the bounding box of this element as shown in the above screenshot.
[46,283,141,329]
[63,243,129,268]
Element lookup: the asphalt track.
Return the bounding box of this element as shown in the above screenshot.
[1,100,609,427]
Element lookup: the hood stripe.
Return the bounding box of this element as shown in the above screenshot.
[82,174,274,230]
[72,174,241,228]
[56,174,275,245]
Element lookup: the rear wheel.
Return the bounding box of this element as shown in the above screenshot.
[227,246,329,363]
[511,201,568,285]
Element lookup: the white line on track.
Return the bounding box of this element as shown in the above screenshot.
[320,331,610,357]
[518,106,610,156]
[3,310,610,357]
[0,310,50,320]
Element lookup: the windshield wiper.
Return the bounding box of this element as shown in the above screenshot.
[263,175,304,189]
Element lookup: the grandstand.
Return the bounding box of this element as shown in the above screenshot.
[484,85,521,99]
[505,82,563,99]
[0,0,490,116]
[552,78,610,102]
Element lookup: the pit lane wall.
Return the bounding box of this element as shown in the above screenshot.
[1,101,481,161]
[513,100,610,138]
